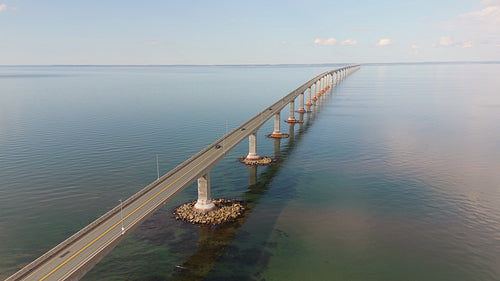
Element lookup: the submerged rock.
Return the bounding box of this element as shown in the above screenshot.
[173,199,245,225]
[239,156,273,166]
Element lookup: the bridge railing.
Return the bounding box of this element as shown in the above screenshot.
[6,64,360,281]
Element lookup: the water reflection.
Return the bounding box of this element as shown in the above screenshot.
[167,87,338,281]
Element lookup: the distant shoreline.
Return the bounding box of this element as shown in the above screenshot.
[1,61,499,67]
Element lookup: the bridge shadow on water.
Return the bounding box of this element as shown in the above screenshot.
[83,89,336,281]
[169,96,332,281]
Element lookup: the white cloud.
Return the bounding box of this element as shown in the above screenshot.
[341,39,358,46]
[376,38,392,46]
[314,38,337,46]
[0,4,17,12]
[462,41,474,48]
[459,5,500,24]
[439,36,454,47]
[438,2,500,47]
[480,0,500,6]
[432,36,474,48]
[409,44,421,55]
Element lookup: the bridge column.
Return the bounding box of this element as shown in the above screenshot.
[298,91,306,113]
[286,100,303,123]
[320,76,325,96]
[246,132,261,160]
[288,100,296,121]
[305,87,313,112]
[312,81,318,104]
[269,112,288,138]
[194,172,216,212]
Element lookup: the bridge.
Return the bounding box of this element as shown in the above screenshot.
[7,64,360,281]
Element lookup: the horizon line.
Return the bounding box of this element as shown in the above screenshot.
[1,60,499,67]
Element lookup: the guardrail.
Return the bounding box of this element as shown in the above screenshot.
[7,64,360,281]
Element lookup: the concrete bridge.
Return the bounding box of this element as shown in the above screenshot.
[7,64,360,281]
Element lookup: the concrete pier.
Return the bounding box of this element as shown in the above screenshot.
[246,132,261,160]
[269,113,289,138]
[242,131,272,166]
[286,100,303,123]
[268,112,288,139]
[193,173,216,212]
[286,100,296,122]
[5,64,360,281]
[298,91,306,113]
[305,86,313,112]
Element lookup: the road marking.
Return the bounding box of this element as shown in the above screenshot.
[14,66,357,281]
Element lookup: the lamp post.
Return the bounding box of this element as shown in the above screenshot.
[156,154,159,180]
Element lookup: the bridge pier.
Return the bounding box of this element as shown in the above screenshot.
[298,91,306,113]
[305,86,313,112]
[321,76,326,94]
[312,87,318,103]
[246,132,261,160]
[193,173,216,212]
[5,65,361,281]
[286,100,296,122]
[242,131,272,165]
[286,99,303,123]
[269,113,289,138]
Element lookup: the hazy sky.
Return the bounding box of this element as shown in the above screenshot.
[1,0,499,65]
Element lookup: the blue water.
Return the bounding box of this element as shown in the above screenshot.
[1,64,499,280]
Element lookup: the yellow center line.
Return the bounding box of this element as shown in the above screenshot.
[39,107,270,281]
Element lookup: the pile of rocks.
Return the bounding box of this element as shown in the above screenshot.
[240,156,273,166]
[174,198,245,225]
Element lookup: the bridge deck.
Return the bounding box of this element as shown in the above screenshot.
[7,65,359,281]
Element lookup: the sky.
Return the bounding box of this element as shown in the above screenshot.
[1,0,499,65]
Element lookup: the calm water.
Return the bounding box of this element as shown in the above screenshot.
[1,64,499,280]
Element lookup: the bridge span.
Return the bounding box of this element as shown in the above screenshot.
[7,64,360,281]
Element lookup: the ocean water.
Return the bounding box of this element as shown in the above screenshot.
[0,64,499,280]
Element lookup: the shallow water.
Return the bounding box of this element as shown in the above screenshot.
[1,64,499,280]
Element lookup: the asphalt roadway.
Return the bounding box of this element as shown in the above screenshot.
[7,65,358,281]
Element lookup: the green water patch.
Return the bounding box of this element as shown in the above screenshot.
[82,92,336,281]
[256,203,467,281]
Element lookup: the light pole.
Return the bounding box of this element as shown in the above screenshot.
[156,154,159,180]
[224,120,228,154]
